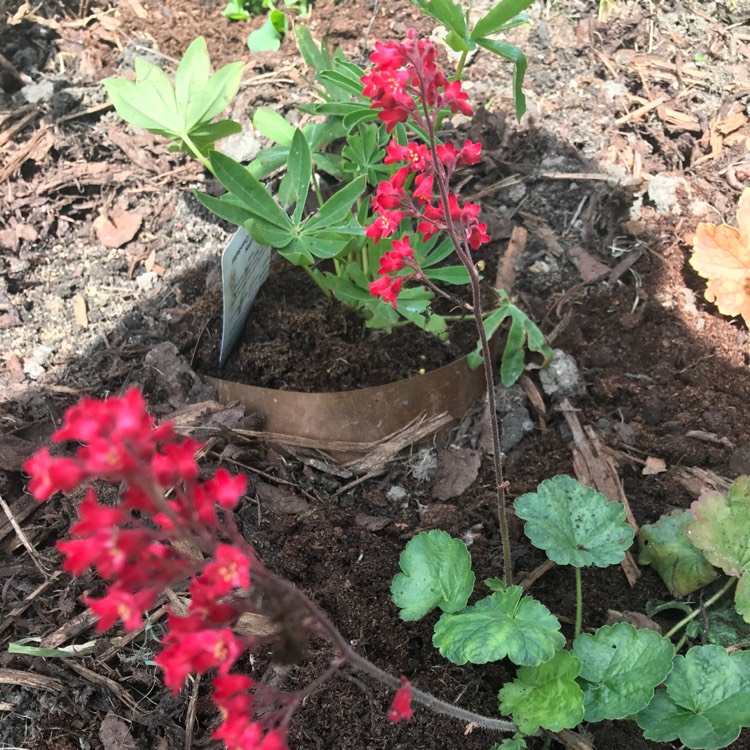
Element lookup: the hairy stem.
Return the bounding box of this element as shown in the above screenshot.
[574,567,583,638]
[254,565,516,733]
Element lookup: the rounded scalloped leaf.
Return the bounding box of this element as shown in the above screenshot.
[432,586,565,666]
[498,650,584,734]
[686,476,750,623]
[638,509,719,597]
[572,622,675,722]
[514,475,634,568]
[391,530,475,621]
[636,645,750,750]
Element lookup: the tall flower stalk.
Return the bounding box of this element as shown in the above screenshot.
[361,32,513,587]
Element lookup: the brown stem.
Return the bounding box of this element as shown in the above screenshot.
[253,566,515,733]
[416,74,512,588]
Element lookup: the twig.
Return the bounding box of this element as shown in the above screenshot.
[0,492,50,577]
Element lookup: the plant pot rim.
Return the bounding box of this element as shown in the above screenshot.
[206,346,492,456]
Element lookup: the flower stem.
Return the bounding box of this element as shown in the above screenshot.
[574,567,583,638]
[254,565,516,733]
[664,577,737,641]
[417,71,512,588]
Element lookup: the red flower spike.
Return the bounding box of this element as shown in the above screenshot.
[370,40,408,69]
[388,676,413,722]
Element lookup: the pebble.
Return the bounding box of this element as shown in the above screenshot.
[136,271,159,292]
[729,443,750,476]
[386,485,407,503]
[539,349,581,398]
[23,360,45,380]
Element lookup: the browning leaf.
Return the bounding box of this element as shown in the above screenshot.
[690,188,750,325]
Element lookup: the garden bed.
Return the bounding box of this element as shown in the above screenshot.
[1,0,750,748]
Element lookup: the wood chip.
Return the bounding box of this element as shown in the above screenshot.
[642,456,667,475]
[73,293,89,328]
[0,668,63,692]
[93,209,143,248]
[559,400,641,587]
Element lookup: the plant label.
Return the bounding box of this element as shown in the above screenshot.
[220,227,270,365]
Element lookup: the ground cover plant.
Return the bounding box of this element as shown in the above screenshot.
[392,474,750,749]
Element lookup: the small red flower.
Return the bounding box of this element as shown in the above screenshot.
[458,140,482,166]
[441,80,473,117]
[369,276,405,309]
[388,676,413,722]
[365,211,404,244]
[377,236,414,275]
[24,448,86,501]
[84,585,157,632]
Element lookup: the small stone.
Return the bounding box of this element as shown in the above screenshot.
[31,344,53,366]
[386,485,407,503]
[729,443,750,476]
[21,80,55,104]
[219,128,261,163]
[539,349,581,399]
[641,399,665,426]
[136,271,159,292]
[23,360,45,380]
[500,410,534,453]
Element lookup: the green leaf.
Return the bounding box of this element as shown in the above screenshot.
[247,18,283,52]
[210,151,292,229]
[294,25,330,71]
[391,530,475,621]
[174,37,211,122]
[498,650,584,734]
[342,108,379,132]
[306,175,366,228]
[276,236,314,266]
[247,218,293,247]
[433,586,565,666]
[471,0,533,38]
[318,70,365,98]
[409,0,467,36]
[222,0,251,19]
[423,265,470,285]
[181,119,242,156]
[104,38,242,145]
[514,475,634,568]
[279,129,312,221]
[467,290,552,386]
[685,598,750,648]
[193,190,253,226]
[687,477,750,622]
[492,737,526,750]
[572,623,675,722]
[638,509,719,597]
[474,37,528,120]
[636,645,750,750]
[253,108,295,147]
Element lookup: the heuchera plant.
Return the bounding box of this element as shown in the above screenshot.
[391,475,750,749]
[24,388,521,749]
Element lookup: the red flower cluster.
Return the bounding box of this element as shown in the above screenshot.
[361,33,490,309]
[361,31,472,132]
[22,388,288,750]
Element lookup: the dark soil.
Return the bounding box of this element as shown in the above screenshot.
[2,0,750,749]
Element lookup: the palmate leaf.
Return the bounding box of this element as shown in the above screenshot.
[103,37,242,150]
[498,650,584,734]
[467,289,551,386]
[514,475,634,568]
[391,530,475,621]
[433,586,565,666]
[636,645,750,750]
[687,476,750,622]
[572,623,675,722]
[638,509,719,597]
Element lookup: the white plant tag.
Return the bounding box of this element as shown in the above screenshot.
[219,227,270,365]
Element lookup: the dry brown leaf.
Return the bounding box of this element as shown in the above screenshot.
[690,188,750,325]
[642,456,667,475]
